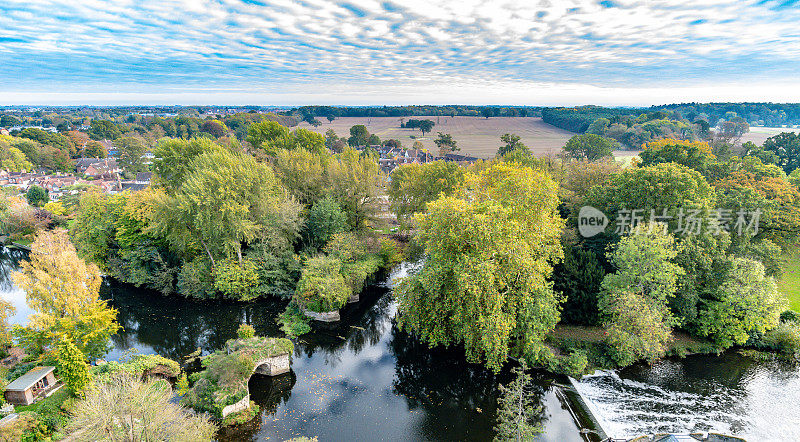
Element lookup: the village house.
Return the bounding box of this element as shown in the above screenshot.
[3,366,58,406]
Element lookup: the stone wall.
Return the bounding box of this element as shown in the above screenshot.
[302,308,340,322]
[254,353,291,376]
[221,395,250,418]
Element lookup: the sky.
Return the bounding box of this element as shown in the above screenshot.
[1,0,800,106]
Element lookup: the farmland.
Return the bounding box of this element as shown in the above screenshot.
[296,116,576,159]
[740,126,800,145]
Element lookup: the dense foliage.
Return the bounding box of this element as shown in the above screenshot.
[395,163,565,372]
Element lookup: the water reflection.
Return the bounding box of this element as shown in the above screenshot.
[1,251,589,442]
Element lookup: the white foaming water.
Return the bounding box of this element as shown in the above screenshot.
[571,356,800,442]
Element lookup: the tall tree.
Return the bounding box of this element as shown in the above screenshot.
[493,360,542,442]
[563,134,614,161]
[114,136,147,178]
[246,120,292,156]
[763,132,800,175]
[395,163,564,372]
[696,257,785,349]
[13,230,120,359]
[387,161,465,226]
[498,133,526,157]
[433,132,458,157]
[599,228,683,366]
[151,148,301,266]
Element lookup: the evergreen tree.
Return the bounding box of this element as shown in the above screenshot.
[494,360,542,442]
[56,338,91,393]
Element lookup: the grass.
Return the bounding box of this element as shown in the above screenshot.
[15,385,72,414]
[778,251,800,311]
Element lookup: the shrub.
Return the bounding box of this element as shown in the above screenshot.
[178,257,216,299]
[294,256,350,313]
[56,338,91,393]
[67,371,217,441]
[278,303,312,338]
[237,323,256,339]
[213,258,260,301]
[221,401,260,427]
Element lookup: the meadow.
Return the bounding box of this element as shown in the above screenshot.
[296,116,576,159]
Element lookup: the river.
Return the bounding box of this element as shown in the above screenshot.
[3,246,796,441]
[0,248,596,441]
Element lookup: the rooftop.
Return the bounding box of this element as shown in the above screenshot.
[5,366,55,391]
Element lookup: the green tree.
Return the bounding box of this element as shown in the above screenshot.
[348,125,370,146]
[56,338,91,393]
[213,258,260,301]
[152,148,301,266]
[762,132,800,174]
[294,256,350,313]
[697,257,786,349]
[586,117,610,135]
[395,163,565,372]
[498,133,526,157]
[13,230,120,359]
[418,119,435,136]
[493,360,542,442]
[639,139,715,173]
[552,246,606,326]
[563,134,614,161]
[246,120,292,156]
[433,132,458,157]
[326,148,384,230]
[25,185,48,207]
[292,128,326,154]
[387,161,466,227]
[88,119,121,140]
[599,228,684,366]
[304,196,349,250]
[152,137,222,192]
[114,136,147,178]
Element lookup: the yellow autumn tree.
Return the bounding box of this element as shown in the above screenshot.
[13,229,120,359]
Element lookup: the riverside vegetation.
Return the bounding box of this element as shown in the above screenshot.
[0,114,799,440]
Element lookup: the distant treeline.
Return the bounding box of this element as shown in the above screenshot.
[284,105,543,118]
[651,102,800,127]
[541,106,649,133]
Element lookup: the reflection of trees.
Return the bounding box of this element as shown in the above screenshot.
[103,280,286,361]
[390,327,551,441]
[292,285,392,367]
[0,248,27,291]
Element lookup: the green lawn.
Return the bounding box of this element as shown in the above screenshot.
[779,251,800,311]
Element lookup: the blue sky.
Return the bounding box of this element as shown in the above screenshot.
[1,0,800,105]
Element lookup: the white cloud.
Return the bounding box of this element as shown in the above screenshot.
[0,0,799,104]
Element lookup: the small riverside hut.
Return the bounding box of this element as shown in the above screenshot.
[4,366,57,406]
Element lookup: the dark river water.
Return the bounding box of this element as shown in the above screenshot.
[0,248,595,442]
[3,246,797,441]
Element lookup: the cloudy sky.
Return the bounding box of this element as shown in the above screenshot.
[1,0,799,106]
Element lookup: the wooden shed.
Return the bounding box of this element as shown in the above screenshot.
[3,366,57,406]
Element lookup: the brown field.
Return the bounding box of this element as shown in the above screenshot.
[296,116,576,159]
[740,126,799,146]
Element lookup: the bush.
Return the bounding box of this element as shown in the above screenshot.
[278,303,312,338]
[213,258,260,301]
[759,323,800,355]
[237,323,256,339]
[0,411,50,442]
[177,257,216,299]
[294,256,350,313]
